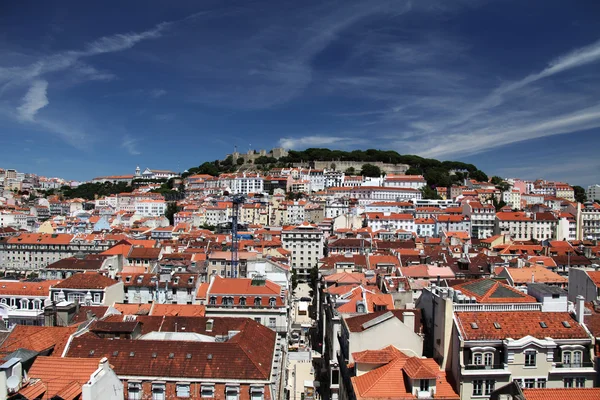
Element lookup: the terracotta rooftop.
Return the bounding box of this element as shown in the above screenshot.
[522,388,600,400]
[52,273,118,290]
[455,311,588,341]
[344,310,422,334]
[65,319,275,380]
[0,325,76,356]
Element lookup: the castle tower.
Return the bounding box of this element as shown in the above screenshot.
[135,166,141,177]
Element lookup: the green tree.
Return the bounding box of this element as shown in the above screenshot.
[236,158,244,166]
[164,202,180,225]
[420,186,441,200]
[361,164,382,177]
[405,167,422,175]
[470,170,488,182]
[492,196,507,212]
[345,167,356,175]
[573,186,587,203]
[309,264,319,293]
[490,176,503,185]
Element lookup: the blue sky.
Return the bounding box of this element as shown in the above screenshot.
[1,0,600,186]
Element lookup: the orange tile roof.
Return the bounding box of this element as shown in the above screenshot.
[403,357,438,379]
[500,265,567,284]
[522,388,600,400]
[351,347,458,400]
[0,325,76,356]
[8,233,74,245]
[587,271,600,287]
[209,275,281,296]
[26,357,103,399]
[113,303,153,315]
[150,303,205,317]
[455,311,588,341]
[336,286,394,313]
[0,280,61,297]
[52,273,118,289]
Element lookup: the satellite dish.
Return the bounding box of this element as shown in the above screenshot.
[6,375,20,391]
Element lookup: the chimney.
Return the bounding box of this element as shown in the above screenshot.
[86,310,94,321]
[99,357,109,371]
[576,295,585,324]
[402,311,415,332]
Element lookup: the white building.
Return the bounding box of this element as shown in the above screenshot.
[134,199,166,217]
[462,201,495,239]
[232,173,264,195]
[351,186,422,205]
[502,189,521,209]
[363,212,415,233]
[586,184,600,201]
[494,211,558,241]
[281,223,324,280]
[383,174,427,190]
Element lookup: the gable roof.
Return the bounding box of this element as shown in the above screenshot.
[65,319,275,380]
[25,356,102,398]
[455,311,589,341]
[52,273,118,290]
[0,325,76,356]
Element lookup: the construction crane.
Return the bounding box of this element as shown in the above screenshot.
[230,194,245,278]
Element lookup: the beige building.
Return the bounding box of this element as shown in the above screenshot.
[281,223,324,280]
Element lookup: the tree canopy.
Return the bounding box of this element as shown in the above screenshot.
[61,182,133,200]
[360,164,382,177]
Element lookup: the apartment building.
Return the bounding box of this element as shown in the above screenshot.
[363,212,415,232]
[196,275,288,334]
[383,174,427,190]
[462,201,495,239]
[121,272,197,304]
[494,212,558,241]
[49,273,124,306]
[281,223,324,280]
[0,233,115,271]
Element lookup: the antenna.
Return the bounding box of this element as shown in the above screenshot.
[6,375,20,392]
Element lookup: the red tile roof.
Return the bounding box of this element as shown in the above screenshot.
[25,356,102,399]
[451,278,537,303]
[522,388,600,400]
[0,280,60,297]
[52,273,118,289]
[65,319,275,380]
[455,311,588,341]
[0,325,76,356]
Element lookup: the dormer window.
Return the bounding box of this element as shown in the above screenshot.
[250,386,264,400]
[254,297,262,306]
[240,297,246,306]
[226,385,240,400]
[209,296,216,305]
[188,277,194,284]
[201,384,215,398]
[125,276,131,283]
[269,297,276,307]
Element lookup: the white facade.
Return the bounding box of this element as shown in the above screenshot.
[281,225,324,280]
[232,174,264,195]
[586,184,600,201]
[364,212,415,232]
[134,200,166,217]
[502,190,521,209]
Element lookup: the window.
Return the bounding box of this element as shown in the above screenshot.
[419,379,430,392]
[268,317,276,328]
[239,297,246,306]
[201,384,215,398]
[226,386,239,400]
[152,383,166,400]
[564,378,574,388]
[484,353,493,366]
[562,350,583,367]
[524,350,536,367]
[94,293,101,303]
[128,382,142,400]
[250,386,265,400]
[575,378,585,388]
[473,353,483,365]
[484,380,495,395]
[472,380,483,396]
[269,297,276,307]
[524,379,535,389]
[176,383,190,398]
[209,296,216,305]
[537,379,546,388]
[254,297,262,306]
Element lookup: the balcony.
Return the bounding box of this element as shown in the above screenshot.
[550,362,595,373]
[462,363,510,376]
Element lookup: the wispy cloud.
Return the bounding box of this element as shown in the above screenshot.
[121,135,141,155]
[17,80,49,121]
[150,89,167,98]
[0,12,200,149]
[154,113,175,121]
[279,135,365,149]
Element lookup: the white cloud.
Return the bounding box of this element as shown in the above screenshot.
[150,89,167,98]
[278,135,365,149]
[17,80,49,121]
[121,135,141,155]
